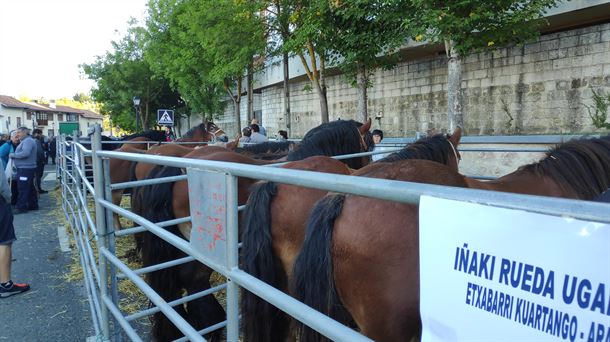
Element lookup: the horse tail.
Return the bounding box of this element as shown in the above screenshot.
[292,193,354,342]
[241,181,290,342]
[136,165,187,341]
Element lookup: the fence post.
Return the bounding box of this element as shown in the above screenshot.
[102,156,121,342]
[226,174,240,341]
[91,124,111,341]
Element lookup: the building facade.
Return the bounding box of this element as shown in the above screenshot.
[0,95,103,137]
[213,1,610,138]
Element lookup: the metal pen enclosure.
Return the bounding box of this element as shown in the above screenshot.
[58,124,610,341]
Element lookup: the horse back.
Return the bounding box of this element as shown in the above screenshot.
[332,159,468,340]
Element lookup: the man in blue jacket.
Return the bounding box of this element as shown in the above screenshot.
[9,127,38,214]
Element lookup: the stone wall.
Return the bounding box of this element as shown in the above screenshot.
[216,22,610,139]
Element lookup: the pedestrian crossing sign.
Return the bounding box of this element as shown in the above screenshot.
[157,109,174,126]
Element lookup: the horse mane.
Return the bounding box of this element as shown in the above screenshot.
[120,130,166,142]
[235,141,295,155]
[378,133,452,164]
[182,123,207,139]
[287,120,366,169]
[520,135,610,200]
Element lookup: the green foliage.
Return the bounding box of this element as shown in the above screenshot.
[323,0,416,83]
[145,0,225,117]
[410,0,560,56]
[145,0,266,118]
[585,88,610,130]
[81,20,184,131]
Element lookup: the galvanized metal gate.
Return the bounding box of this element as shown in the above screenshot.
[59,124,609,341]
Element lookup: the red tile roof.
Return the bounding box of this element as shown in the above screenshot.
[0,95,28,109]
[80,109,103,119]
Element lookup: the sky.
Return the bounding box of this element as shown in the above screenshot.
[0,0,148,100]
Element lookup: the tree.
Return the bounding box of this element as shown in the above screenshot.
[323,0,416,122]
[145,0,225,121]
[411,0,560,131]
[282,0,334,123]
[265,0,296,133]
[149,0,267,132]
[81,19,184,131]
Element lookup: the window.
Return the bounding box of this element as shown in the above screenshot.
[36,112,49,126]
[17,117,21,127]
[27,112,31,120]
[57,113,63,121]
[66,113,78,121]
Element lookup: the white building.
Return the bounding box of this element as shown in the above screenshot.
[0,95,103,137]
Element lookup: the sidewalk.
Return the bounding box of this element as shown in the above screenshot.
[0,164,93,341]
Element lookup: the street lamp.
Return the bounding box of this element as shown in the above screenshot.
[132,96,141,132]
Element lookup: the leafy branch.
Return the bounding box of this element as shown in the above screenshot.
[585,88,610,130]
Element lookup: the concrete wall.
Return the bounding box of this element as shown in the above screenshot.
[216,22,610,138]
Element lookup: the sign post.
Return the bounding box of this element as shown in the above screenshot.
[157,109,174,126]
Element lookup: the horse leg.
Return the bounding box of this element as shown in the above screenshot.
[111,189,124,230]
[180,262,226,342]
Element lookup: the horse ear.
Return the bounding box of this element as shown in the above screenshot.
[359,118,372,134]
[449,126,463,146]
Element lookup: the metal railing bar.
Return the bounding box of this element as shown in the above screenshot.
[101,295,144,342]
[115,217,191,237]
[229,269,372,342]
[459,148,548,153]
[76,189,98,236]
[99,248,206,342]
[66,215,103,333]
[110,174,188,190]
[97,152,610,223]
[172,320,228,342]
[117,256,196,279]
[100,201,370,341]
[125,283,228,322]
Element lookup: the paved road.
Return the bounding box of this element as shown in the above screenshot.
[0,164,94,341]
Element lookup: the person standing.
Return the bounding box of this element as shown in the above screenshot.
[9,127,38,214]
[49,136,57,165]
[249,124,268,144]
[164,126,175,142]
[0,131,18,170]
[239,127,252,146]
[277,130,288,141]
[371,129,390,162]
[0,132,20,205]
[32,129,47,194]
[0,154,30,297]
[250,118,267,136]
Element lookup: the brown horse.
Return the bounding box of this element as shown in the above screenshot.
[292,134,610,342]
[133,119,373,342]
[240,127,462,342]
[109,122,222,229]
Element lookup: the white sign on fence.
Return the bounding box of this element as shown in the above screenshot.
[187,168,227,268]
[419,196,610,341]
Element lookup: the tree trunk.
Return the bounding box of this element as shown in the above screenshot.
[297,45,329,124]
[446,40,463,132]
[142,102,149,129]
[356,62,368,123]
[282,50,291,136]
[247,63,254,123]
[235,77,242,134]
[314,82,329,123]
